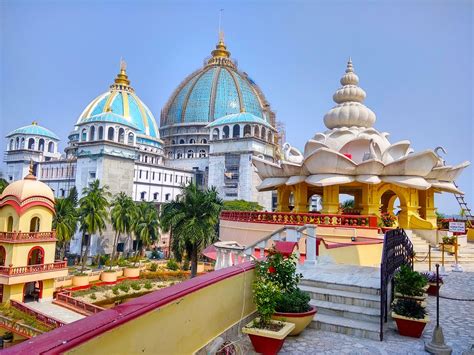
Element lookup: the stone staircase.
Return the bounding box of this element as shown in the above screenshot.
[299,279,381,340]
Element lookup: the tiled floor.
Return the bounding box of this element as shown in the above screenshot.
[27,300,85,324]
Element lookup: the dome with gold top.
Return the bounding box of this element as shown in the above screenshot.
[160,35,275,128]
[76,61,160,141]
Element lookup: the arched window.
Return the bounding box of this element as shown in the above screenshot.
[201,138,208,144]
[38,138,45,151]
[199,149,206,158]
[140,191,146,200]
[29,217,40,232]
[153,193,158,200]
[171,140,176,145]
[128,132,134,144]
[179,139,185,144]
[144,156,148,163]
[223,126,230,139]
[27,246,44,265]
[177,152,183,159]
[118,128,125,143]
[187,150,194,158]
[261,127,266,140]
[0,246,5,266]
[233,125,240,138]
[21,137,25,149]
[81,129,87,142]
[15,137,20,149]
[254,126,260,138]
[9,139,14,151]
[98,126,104,140]
[168,151,173,158]
[244,125,251,137]
[268,131,272,143]
[48,141,54,153]
[7,216,13,232]
[28,138,35,150]
[189,138,196,144]
[90,126,96,141]
[107,127,115,140]
[212,129,219,140]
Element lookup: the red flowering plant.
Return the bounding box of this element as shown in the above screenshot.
[381,212,397,227]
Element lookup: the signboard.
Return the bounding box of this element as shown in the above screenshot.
[449,221,466,233]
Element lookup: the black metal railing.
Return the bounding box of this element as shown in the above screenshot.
[379,228,414,341]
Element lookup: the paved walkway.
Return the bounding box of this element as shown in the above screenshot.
[27,300,85,324]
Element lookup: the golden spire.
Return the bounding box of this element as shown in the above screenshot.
[113,58,131,86]
[211,9,230,58]
[32,121,38,125]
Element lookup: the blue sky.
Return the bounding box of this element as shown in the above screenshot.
[0,0,472,213]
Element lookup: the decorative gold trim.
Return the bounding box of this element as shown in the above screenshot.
[208,67,221,121]
[103,91,117,113]
[131,92,149,134]
[123,92,130,118]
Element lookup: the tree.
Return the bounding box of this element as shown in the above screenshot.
[160,183,223,278]
[340,199,354,213]
[110,192,136,269]
[223,199,264,211]
[53,192,78,259]
[78,180,110,272]
[0,179,8,194]
[133,202,160,262]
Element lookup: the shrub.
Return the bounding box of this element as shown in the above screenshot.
[442,236,456,245]
[117,257,129,267]
[112,286,120,295]
[131,282,141,291]
[394,265,427,297]
[252,278,281,329]
[275,288,311,313]
[255,250,301,293]
[90,285,98,291]
[166,259,179,271]
[144,280,153,290]
[119,283,130,293]
[181,260,190,271]
[90,293,97,300]
[421,272,444,284]
[223,200,264,211]
[149,263,158,272]
[393,298,426,319]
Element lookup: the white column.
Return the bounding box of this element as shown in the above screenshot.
[286,228,298,242]
[304,224,317,267]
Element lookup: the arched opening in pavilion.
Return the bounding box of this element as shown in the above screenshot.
[0,246,6,266]
[243,124,251,137]
[29,217,40,232]
[38,139,45,151]
[23,281,43,303]
[232,125,240,138]
[27,246,44,265]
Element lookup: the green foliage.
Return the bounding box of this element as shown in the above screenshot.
[252,278,281,328]
[181,259,190,271]
[119,283,130,293]
[442,236,456,245]
[90,285,98,291]
[117,257,129,267]
[53,197,78,258]
[144,280,153,290]
[166,259,179,271]
[131,282,141,291]
[89,293,97,300]
[392,298,426,319]
[340,199,354,213]
[0,178,9,195]
[110,192,137,268]
[112,286,120,295]
[133,202,160,264]
[394,265,427,297]
[275,288,311,313]
[149,263,158,272]
[160,183,223,277]
[223,199,263,212]
[2,331,14,340]
[255,251,302,293]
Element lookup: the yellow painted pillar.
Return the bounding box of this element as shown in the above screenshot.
[293,183,308,213]
[354,190,362,211]
[360,184,381,216]
[277,186,291,212]
[2,284,24,302]
[401,188,420,229]
[418,189,437,227]
[321,185,340,214]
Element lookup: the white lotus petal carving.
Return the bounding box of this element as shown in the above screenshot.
[382,150,438,176]
[313,133,327,142]
[427,180,463,194]
[252,157,284,179]
[304,140,329,157]
[306,174,355,187]
[281,162,303,176]
[286,176,306,185]
[356,175,381,184]
[382,140,412,163]
[425,166,453,180]
[438,161,470,182]
[304,148,357,175]
[257,177,288,191]
[381,176,431,190]
[356,159,384,175]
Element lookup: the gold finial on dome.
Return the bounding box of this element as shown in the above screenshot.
[110,58,134,92]
[32,121,38,125]
[211,9,230,58]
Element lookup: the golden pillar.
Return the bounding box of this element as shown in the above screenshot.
[418,188,437,228]
[353,190,362,211]
[293,183,308,213]
[360,184,381,216]
[277,185,291,212]
[321,185,340,214]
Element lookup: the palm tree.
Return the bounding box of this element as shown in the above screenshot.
[0,178,8,194]
[133,202,160,262]
[78,180,110,272]
[160,183,223,278]
[110,192,136,268]
[53,196,78,259]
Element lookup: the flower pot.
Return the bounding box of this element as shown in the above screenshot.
[427,283,442,296]
[272,306,317,335]
[395,292,427,301]
[72,275,89,287]
[443,244,456,254]
[100,271,118,283]
[392,312,429,338]
[123,267,140,278]
[242,319,295,355]
[115,268,124,277]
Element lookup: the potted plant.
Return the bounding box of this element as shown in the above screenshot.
[72,272,90,287]
[261,251,316,335]
[380,212,397,233]
[394,265,427,301]
[101,269,118,283]
[2,331,14,344]
[392,298,429,338]
[242,264,295,354]
[124,256,141,278]
[421,272,443,296]
[441,236,457,254]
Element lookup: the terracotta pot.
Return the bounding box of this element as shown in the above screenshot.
[395,292,427,301]
[242,319,295,355]
[115,268,124,277]
[100,271,118,283]
[392,312,429,338]
[72,275,89,287]
[427,283,441,296]
[272,306,317,335]
[123,267,140,278]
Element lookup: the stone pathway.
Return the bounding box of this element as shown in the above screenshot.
[27,300,85,324]
[237,270,474,354]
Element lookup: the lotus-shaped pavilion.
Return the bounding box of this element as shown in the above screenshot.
[253,59,469,230]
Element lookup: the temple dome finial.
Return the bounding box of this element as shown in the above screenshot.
[110,58,134,92]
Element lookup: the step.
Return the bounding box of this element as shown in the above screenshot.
[309,313,380,341]
[310,299,380,323]
[300,279,380,296]
[299,285,380,309]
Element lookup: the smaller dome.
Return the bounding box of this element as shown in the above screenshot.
[0,169,55,212]
[78,112,139,130]
[207,112,272,128]
[6,121,59,140]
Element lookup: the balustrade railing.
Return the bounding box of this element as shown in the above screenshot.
[55,292,104,315]
[220,211,378,228]
[0,261,67,276]
[10,300,65,328]
[0,231,56,242]
[0,314,44,338]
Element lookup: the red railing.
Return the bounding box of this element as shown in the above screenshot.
[55,293,104,316]
[220,210,378,228]
[0,231,56,242]
[0,261,67,276]
[0,314,44,339]
[10,300,65,329]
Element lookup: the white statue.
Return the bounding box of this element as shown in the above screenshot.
[282,143,304,164]
[434,146,447,167]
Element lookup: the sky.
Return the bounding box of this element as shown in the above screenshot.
[0,0,472,214]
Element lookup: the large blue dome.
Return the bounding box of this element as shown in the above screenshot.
[161,39,274,128]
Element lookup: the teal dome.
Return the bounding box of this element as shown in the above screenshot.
[161,39,274,127]
[207,112,272,128]
[7,122,59,140]
[76,66,160,140]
